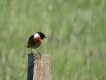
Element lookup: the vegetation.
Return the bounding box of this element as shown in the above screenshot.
[0,0,106,80]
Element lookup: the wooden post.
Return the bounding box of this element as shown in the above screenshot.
[33,54,51,80]
[27,53,51,80]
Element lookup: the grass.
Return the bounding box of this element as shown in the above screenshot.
[0,0,106,80]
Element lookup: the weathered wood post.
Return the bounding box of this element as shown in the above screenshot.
[27,53,51,80]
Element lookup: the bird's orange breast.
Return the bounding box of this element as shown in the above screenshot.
[33,37,42,46]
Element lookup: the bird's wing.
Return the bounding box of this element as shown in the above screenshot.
[29,35,34,40]
[27,35,34,43]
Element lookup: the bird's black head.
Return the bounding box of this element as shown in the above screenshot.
[37,32,47,39]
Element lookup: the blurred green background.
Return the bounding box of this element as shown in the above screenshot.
[0,0,106,80]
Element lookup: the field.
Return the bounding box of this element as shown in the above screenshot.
[0,0,106,80]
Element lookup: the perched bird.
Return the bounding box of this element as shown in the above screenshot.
[27,32,47,53]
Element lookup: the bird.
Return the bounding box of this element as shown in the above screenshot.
[27,32,47,53]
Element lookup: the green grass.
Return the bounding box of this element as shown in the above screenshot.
[0,0,106,80]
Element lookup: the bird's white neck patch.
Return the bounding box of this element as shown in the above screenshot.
[34,33,40,38]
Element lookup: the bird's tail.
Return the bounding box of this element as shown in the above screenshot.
[27,46,30,48]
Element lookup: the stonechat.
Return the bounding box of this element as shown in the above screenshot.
[27,32,47,53]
